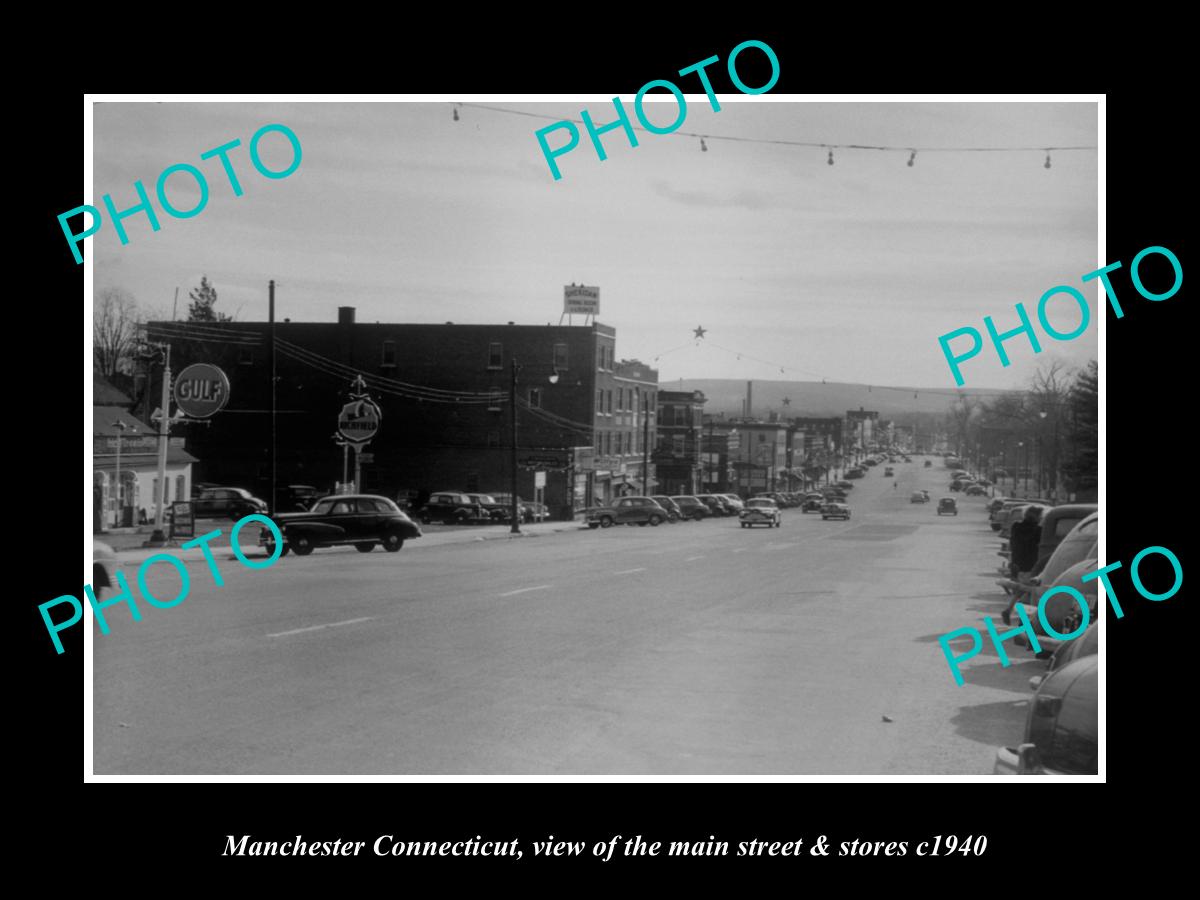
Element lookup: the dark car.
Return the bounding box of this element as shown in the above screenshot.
[671,495,710,520]
[696,494,733,516]
[417,491,491,525]
[994,655,1096,775]
[937,497,958,516]
[586,496,669,528]
[718,494,745,514]
[192,486,268,520]
[261,494,422,556]
[466,493,511,522]
[651,496,683,522]
[740,497,781,528]
[965,484,988,496]
[924,460,933,467]
[836,481,854,490]
[910,491,928,503]
[845,468,865,479]
[821,502,851,520]
[281,484,321,512]
[1031,504,1099,574]
[488,493,548,523]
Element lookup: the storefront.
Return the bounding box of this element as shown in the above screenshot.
[93,406,197,531]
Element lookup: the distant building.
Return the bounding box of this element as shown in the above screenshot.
[93,375,196,531]
[655,389,706,494]
[732,422,789,496]
[700,417,739,493]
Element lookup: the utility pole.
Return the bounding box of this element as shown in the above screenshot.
[510,358,520,534]
[642,401,650,495]
[269,279,277,515]
[153,342,171,536]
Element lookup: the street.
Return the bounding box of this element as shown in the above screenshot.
[94,463,1036,775]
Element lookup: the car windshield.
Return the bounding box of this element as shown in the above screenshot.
[747,499,775,508]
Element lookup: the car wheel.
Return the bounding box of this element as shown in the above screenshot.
[263,539,290,558]
[355,542,376,553]
[776,520,782,527]
[637,521,647,527]
[821,516,828,520]
[588,522,600,529]
[291,535,314,556]
[382,532,404,552]
[649,515,662,526]
[740,522,747,528]
[599,516,614,528]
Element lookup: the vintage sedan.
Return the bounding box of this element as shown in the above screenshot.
[586,496,669,528]
[260,494,422,556]
[416,491,491,525]
[937,497,958,516]
[740,497,781,528]
[995,655,1096,775]
[910,491,929,503]
[821,502,851,520]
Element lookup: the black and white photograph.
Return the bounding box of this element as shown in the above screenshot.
[81,94,1104,778]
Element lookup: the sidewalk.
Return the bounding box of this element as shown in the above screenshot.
[99,518,591,566]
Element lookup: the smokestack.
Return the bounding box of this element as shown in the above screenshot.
[747,381,753,419]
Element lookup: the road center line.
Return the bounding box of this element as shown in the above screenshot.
[267,617,374,638]
[498,585,552,597]
[613,567,646,575]
[685,556,704,561]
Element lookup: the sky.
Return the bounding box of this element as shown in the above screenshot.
[91,99,1098,392]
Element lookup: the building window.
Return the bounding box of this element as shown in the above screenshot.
[488,386,502,412]
[617,388,624,412]
[597,389,604,416]
[673,435,686,455]
[238,347,254,366]
[175,475,185,504]
[553,342,568,372]
[487,342,503,370]
[381,340,397,367]
[606,390,613,415]
[528,388,542,408]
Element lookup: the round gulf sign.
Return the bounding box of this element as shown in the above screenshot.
[338,398,381,444]
[174,363,230,418]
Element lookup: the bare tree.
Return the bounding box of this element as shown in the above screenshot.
[93,287,141,377]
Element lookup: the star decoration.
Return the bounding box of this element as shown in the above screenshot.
[782,397,791,406]
[693,325,707,339]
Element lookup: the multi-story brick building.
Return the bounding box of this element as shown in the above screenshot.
[143,309,654,517]
[655,389,706,495]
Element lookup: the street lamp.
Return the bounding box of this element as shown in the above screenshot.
[509,359,559,534]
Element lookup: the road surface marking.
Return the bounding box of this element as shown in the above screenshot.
[267,617,374,638]
[613,567,646,575]
[685,556,704,561]
[498,585,552,597]
[732,548,747,554]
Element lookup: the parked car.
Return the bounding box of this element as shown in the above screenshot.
[910,491,928,503]
[466,493,511,522]
[281,484,321,512]
[416,491,490,525]
[488,493,548,523]
[994,655,1097,775]
[651,496,684,522]
[1000,502,1052,538]
[696,494,734,516]
[192,486,268,520]
[924,460,933,467]
[671,496,710,520]
[836,480,854,490]
[937,497,958,516]
[884,466,895,477]
[1031,504,1099,575]
[261,494,422,555]
[821,502,851,520]
[845,468,865,479]
[586,496,669,528]
[740,497,781,528]
[965,484,988,496]
[718,494,745,513]
[1029,622,1098,692]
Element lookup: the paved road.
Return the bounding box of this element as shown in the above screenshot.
[93,461,1037,774]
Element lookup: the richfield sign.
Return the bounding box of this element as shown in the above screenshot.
[563,285,599,315]
[337,397,382,445]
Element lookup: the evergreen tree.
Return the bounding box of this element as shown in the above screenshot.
[1060,360,1098,494]
[187,276,232,322]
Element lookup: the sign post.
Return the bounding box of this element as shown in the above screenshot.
[336,375,381,493]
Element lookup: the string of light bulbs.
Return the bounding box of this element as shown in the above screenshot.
[453,102,1095,168]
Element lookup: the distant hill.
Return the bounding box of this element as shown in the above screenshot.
[661,379,1014,419]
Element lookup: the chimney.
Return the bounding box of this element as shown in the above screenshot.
[338,306,356,325]
[746,381,753,419]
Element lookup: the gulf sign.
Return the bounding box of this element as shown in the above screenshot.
[174,363,231,418]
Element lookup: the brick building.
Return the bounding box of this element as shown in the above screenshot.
[144,310,654,517]
[655,389,706,495]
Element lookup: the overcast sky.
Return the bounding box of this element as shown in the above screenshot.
[92,99,1098,391]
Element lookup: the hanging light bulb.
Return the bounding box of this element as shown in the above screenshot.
[827,148,834,166]
[907,150,916,167]
[1044,151,1052,169]
[452,105,460,122]
[700,137,708,152]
